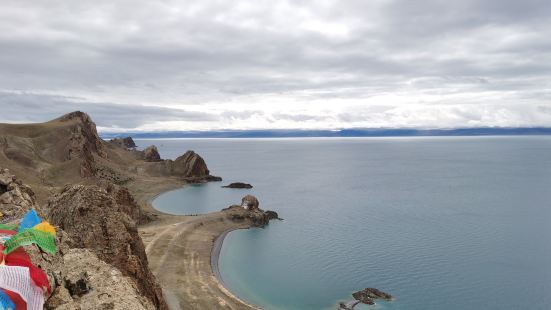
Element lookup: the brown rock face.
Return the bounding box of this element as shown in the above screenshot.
[0,168,37,220]
[58,111,108,177]
[99,181,148,224]
[149,150,222,182]
[47,185,167,310]
[143,145,161,162]
[0,170,153,309]
[172,150,209,177]
[110,137,137,149]
[40,248,155,310]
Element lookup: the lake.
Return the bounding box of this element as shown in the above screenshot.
[141,137,551,310]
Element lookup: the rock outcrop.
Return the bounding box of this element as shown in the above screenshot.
[352,288,392,305]
[143,145,161,162]
[222,182,253,189]
[99,181,149,224]
[225,195,280,227]
[0,169,155,309]
[145,150,222,182]
[47,185,167,310]
[241,194,259,211]
[29,240,155,310]
[0,168,37,220]
[110,137,137,149]
[170,150,211,178]
[59,111,107,177]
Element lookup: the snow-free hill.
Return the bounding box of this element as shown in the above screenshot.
[0,111,220,205]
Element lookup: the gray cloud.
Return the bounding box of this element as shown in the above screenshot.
[0,0,550,130]
[0,91,218,129]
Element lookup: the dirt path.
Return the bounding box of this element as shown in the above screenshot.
[140,211,261,310]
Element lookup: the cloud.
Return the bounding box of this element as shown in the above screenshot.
[0,0,549,130]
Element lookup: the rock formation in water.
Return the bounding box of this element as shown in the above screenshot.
[224,195,280,227]
[47,184,167,309]
[222,182,253,189]
[143,150,222,182]
[143,145,162,162]
[338,288,392,309]
[110,137,137,149]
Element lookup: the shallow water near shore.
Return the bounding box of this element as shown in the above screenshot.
[144,137,551,310]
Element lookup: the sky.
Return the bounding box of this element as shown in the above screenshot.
[0,0,550,132]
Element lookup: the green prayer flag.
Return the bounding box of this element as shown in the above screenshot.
[2,228,57,255]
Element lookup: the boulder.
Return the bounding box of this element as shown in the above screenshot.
[222,182,253,189]
[47,185,167,310]
[241,194,259,210]
[143,145,161,162]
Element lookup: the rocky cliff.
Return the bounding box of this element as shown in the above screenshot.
[0,169,157,309]
[47,184,167,309]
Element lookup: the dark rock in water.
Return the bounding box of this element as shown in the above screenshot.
[241,194,259,210]
[222,182,253,189]
[352,288,392,305]
[338,301,360,310]
[264,210,281,220]
[110,137,137,149]
[205,175,223,182]
[143,145,161,162]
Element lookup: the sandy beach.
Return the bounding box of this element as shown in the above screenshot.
[138,184,262,310]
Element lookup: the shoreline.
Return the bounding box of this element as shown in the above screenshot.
[140,184,262,310]
[211,227,262,310]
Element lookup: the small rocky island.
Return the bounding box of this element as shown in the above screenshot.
[222,182,253,189]
[339,288,393,309]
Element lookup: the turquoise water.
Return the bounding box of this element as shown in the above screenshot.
[142,137,551,310]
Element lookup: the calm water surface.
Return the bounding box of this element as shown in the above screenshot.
[141,137,551,310]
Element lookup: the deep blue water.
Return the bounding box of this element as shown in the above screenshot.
[140,137,551,310]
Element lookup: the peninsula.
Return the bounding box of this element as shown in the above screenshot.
[0,111,278,309]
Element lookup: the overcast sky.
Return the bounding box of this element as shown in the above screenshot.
[1,0,550,132]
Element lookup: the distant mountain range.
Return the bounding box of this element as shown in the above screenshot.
[100,127,551,139]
